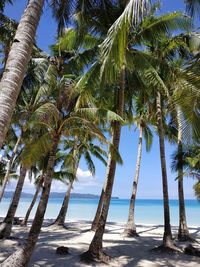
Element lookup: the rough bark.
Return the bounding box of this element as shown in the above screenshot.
[0,134,22,202]
[20,176,44,226]
[91,187,105,231]
[0,165,27,239]
[0,0,44,149]
[1,134,59,267]
[156,91,174,248]
[177,107,190,241]
[53,180,73,226]
[124,125,143,237]
[81,69,125,262]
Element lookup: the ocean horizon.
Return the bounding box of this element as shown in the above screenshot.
[1,197,199,226]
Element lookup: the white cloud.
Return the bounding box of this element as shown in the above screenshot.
[5,167,101,194]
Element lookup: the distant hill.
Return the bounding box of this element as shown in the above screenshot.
[4,191,119,199]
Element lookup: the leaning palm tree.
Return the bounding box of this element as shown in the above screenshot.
[0,0,99,148]
[0,164,36,239]
[0,0,45,148]
[1,57,120,266]
[0,130,22,202]
[0,57,48,202]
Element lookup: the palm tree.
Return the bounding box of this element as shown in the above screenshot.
[20,174,44,226]
[81,2,193,260]
[1,53,118,265]
[0,164,27,239]
[176,106,190,241]
[0,133,22,202]
[0,0,116,148]
[124,95,153,237]
[0,0,45,148]
[0,57,48,202]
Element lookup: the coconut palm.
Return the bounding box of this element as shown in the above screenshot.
[0,0,101,149]
[124,94,153,237]
[82,2,194,260]
[0,59,49,239]
[20,174,44,226]
[0,57,48,202]
[0,131,22,202]
[0,0,45,148]
[1,51,121,265]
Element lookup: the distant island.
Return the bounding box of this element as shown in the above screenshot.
[4,191,119,200]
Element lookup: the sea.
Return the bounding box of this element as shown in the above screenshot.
[0,198,199,226]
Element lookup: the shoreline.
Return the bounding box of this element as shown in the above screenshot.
[0,219,199,266]
[1,217,199,228]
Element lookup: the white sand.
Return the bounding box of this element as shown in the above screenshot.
[0,220,199,266]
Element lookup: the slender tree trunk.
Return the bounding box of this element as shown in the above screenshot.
[156,91,173,248]
[0,0,44,149]
[124,125,143,237]
[53,148,80,226]
[91,187,105,231]
[0,134,22,202]
[177,107,190,241]
[0,165,27,239]
[53,180,73,226]
[20,176,44,226]
[81,69,125,262]
[1,134,59,267]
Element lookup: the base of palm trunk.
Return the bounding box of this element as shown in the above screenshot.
[178,234,193,242]
[152,243,181,254]
[20,222,27,227]
[0,222,12,239]
[123,228,139,237]
[47,220,68,229]
[20,220,27,227]
[80,250,111,263]
[178,229,191,242]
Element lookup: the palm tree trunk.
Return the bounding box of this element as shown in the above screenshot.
[124,125,143,237]
[177,107,190,241]
[156,91,173,248]
[81,69,125,262]
[53,148,80,227]
[91,187,105,231]
[0,165,27,239]
[53,180,73,226]
[0,134,22,202]
[1,134,59,267]
[21,176,44,226]
[0,0,44,149]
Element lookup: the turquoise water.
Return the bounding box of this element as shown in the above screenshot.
[0,198,199,226]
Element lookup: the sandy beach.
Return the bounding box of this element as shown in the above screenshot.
[0,220,199,266]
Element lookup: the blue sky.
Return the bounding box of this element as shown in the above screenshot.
[4,0,198,199]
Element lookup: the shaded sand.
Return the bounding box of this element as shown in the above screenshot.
[0,220,199,266]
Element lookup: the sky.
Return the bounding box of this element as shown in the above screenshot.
[3,0,199,199]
